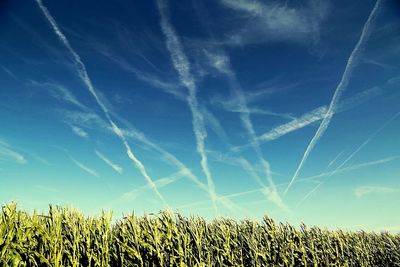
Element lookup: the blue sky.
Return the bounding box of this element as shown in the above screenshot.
[1,0,399,232]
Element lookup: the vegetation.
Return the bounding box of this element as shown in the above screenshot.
[1,203,399,266]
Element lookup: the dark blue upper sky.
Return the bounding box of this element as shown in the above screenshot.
[0,0,399,231]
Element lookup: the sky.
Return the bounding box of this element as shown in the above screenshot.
[0,0,399,232]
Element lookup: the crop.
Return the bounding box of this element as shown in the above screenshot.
[1,202,399,266]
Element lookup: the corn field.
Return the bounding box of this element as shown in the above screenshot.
[1,203,399,266]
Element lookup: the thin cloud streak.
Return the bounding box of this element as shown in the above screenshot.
[248,86,381,147]
[121,169,187,201]
[201,106,231,147]
[178,155,399,209]
[71,125,89,139]
[218,0,328,45]
[108,109,240,212]
[0,141,27,165]
[0,65,18,80]
[96,47,185,100]
[296,181,323,208]
[331,111,400,175]
[29,81,88,111]
[284,0,382,195]
[211,93,294,120]
[95,150,123,174]
[35,0,168,207]
[69,155,99,178]
[298,156,399,183]
[298,111,400,206]
[61,108,237,211]
[326,151,344,170]
[156,0,218,213]
[354,186,400,198]
[259,106,327,143]
[207,150,283,178]
[236,157,289,212]
[205,49,288,212]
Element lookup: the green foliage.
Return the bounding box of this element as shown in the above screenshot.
[1,202,399,266]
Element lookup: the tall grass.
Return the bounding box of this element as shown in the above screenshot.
[1,202,399,266]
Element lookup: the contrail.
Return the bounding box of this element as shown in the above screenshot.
[70,125,89,139]
[178,155,399,209]
[66,107,240,212]
[35,0,168,207]
[331,111,400,175]
[259,106,327,143]
[292,150,343,206]
[295,181,323,208]
[257,87,381,144]
[300,110,400,204]
[354,186,400,198]
[69,156,99,178]
[326,151,344,170]
[121,169,188,201]
[97,47,185,100]
[236,157,289,212]
[0,141,27,164]
[205,49,287,212]
[284,0,382,195]
[294,110,400,207]
[233,86,381,152]
[298,156,399,183]
[156,0,218,213]
[95,150,123,174]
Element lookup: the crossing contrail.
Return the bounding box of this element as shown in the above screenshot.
[156,0,219,213]
[205,49,287,211]
[284,0,382,195]
[35,0,168,207]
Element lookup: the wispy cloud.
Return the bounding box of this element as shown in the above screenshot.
[388,75,400,85]
[298,156,399,183]
[61,105,239,212]
[253,86,382,146]
[32,155,52,166]
[236,157,289,212]
[35,0,168,207]
[95,46,186,100]
[329,111,400,176]
[204,48,287,212]
[61,110,109,131]
[201,106,231,147]
[178,155,399,210]
[296,181,323,207]
[297,111,400,206]
[284,0,382,195]
[211,94,295,120]
[71,125,89,139]
[157,0,218,213]
[207,149,283,178]
[0,65,18,80]
[95,150,123,174]
[354,186,400,198]
[208,65,295,121]
[69,155,99,178]
[29,80,88,110]
[0,141,27,165]
[218,0,329,45]
[112,113,241,213]
[121,169,188,201]
[259,106,327,143]
[326,151,344,170]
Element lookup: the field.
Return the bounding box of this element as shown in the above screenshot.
[1,203,399,266]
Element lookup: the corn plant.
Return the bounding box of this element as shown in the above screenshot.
[1,202,399,266]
